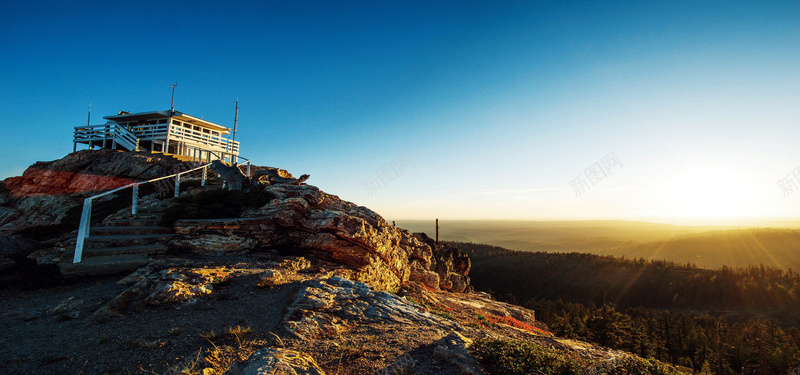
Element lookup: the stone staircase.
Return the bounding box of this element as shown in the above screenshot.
[55,158,229,277]
[59,205,176,277]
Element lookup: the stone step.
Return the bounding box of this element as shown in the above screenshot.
[66,243,168,258]
[117,213,164,221]
[90,226,172,235]
[84,233,178,248]
[136,206,168,214]
[103,218,164,227]
[59,254,150,277]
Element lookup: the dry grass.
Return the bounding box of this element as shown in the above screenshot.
[154,325,261,375]
[226,325,253,342]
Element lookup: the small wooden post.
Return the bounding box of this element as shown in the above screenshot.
[435,218,439,245]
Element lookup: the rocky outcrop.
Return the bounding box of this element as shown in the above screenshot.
[0,234,42,273]
[3,149,190,197]
[0,194,80,235]
[172,184,442,292]
[0,150,193,235]
[430,332,483,375]
[413,233,471,293]
[224,348,325,375]
[283,276,460,340]
[92,260,233,319]
[212,160,309,191]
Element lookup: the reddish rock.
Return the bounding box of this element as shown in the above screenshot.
[3,149,190,197]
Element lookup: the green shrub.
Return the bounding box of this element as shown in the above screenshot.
[471,338,688,375]
[601,356,687,375]
[471,338,584,375]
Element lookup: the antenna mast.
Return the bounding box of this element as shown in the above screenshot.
[170,83,177,111]
[87,103,91,127]
[232,99,239,143]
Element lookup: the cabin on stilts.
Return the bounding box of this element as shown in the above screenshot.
[73,110,240,163]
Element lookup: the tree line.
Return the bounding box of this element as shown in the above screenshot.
[452,241,800,374]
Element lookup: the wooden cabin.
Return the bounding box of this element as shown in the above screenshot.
[73,110,239,163]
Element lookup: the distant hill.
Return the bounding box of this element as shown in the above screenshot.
[607,229,800,271]
[397,220,800,271]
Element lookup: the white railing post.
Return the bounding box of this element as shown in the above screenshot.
[73,198,93,263]
[246,161,251,177]
[201,166,207,187]
[174,173,181,198]
[132,183,139,215]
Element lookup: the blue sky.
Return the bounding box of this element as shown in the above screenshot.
[1,1,799,224]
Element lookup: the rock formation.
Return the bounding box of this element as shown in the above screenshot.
[224,348,325,375]
[171,183,470,293]
[4,149,190,197]
[0,150,192,235]
[211,160,309,191]
[0,150,656,375]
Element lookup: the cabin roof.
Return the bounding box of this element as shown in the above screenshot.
[103,110,231,134]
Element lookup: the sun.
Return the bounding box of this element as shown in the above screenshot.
[666,168,757,220]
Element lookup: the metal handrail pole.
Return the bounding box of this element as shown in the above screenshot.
[71,161,218,263]
[174,172,181,198]
[132,183,139,215]
[73,198,93,263]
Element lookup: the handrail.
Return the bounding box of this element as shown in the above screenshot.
[72,162,212,263]
[73,123,139,151]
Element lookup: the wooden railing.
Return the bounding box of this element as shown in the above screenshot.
[72,163,211,263]
[74,123,139,151]
[72,153,255,263]
[76,123,240,157]
[161,125,239,154]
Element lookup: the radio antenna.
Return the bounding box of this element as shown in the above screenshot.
[232,99,239,143]
[170,83,177,111]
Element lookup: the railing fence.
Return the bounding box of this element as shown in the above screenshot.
[72,163,211,263]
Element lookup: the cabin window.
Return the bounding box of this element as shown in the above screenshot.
[158,119,167,124]
[203,129,210,134]
[173,120,182,126]
[183,123,191,129]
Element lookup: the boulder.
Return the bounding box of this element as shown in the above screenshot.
[282,277,461,340]
[431,332,483,375]
[0,235,42,273]
[224,347,325,375]
[92,261,231,319]
[413,233,471,293]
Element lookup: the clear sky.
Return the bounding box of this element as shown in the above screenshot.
[1,1,799,224]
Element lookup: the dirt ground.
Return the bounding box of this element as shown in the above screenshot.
[0,253,607,375]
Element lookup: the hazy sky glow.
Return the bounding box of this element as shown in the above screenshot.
[1,1,799,224]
